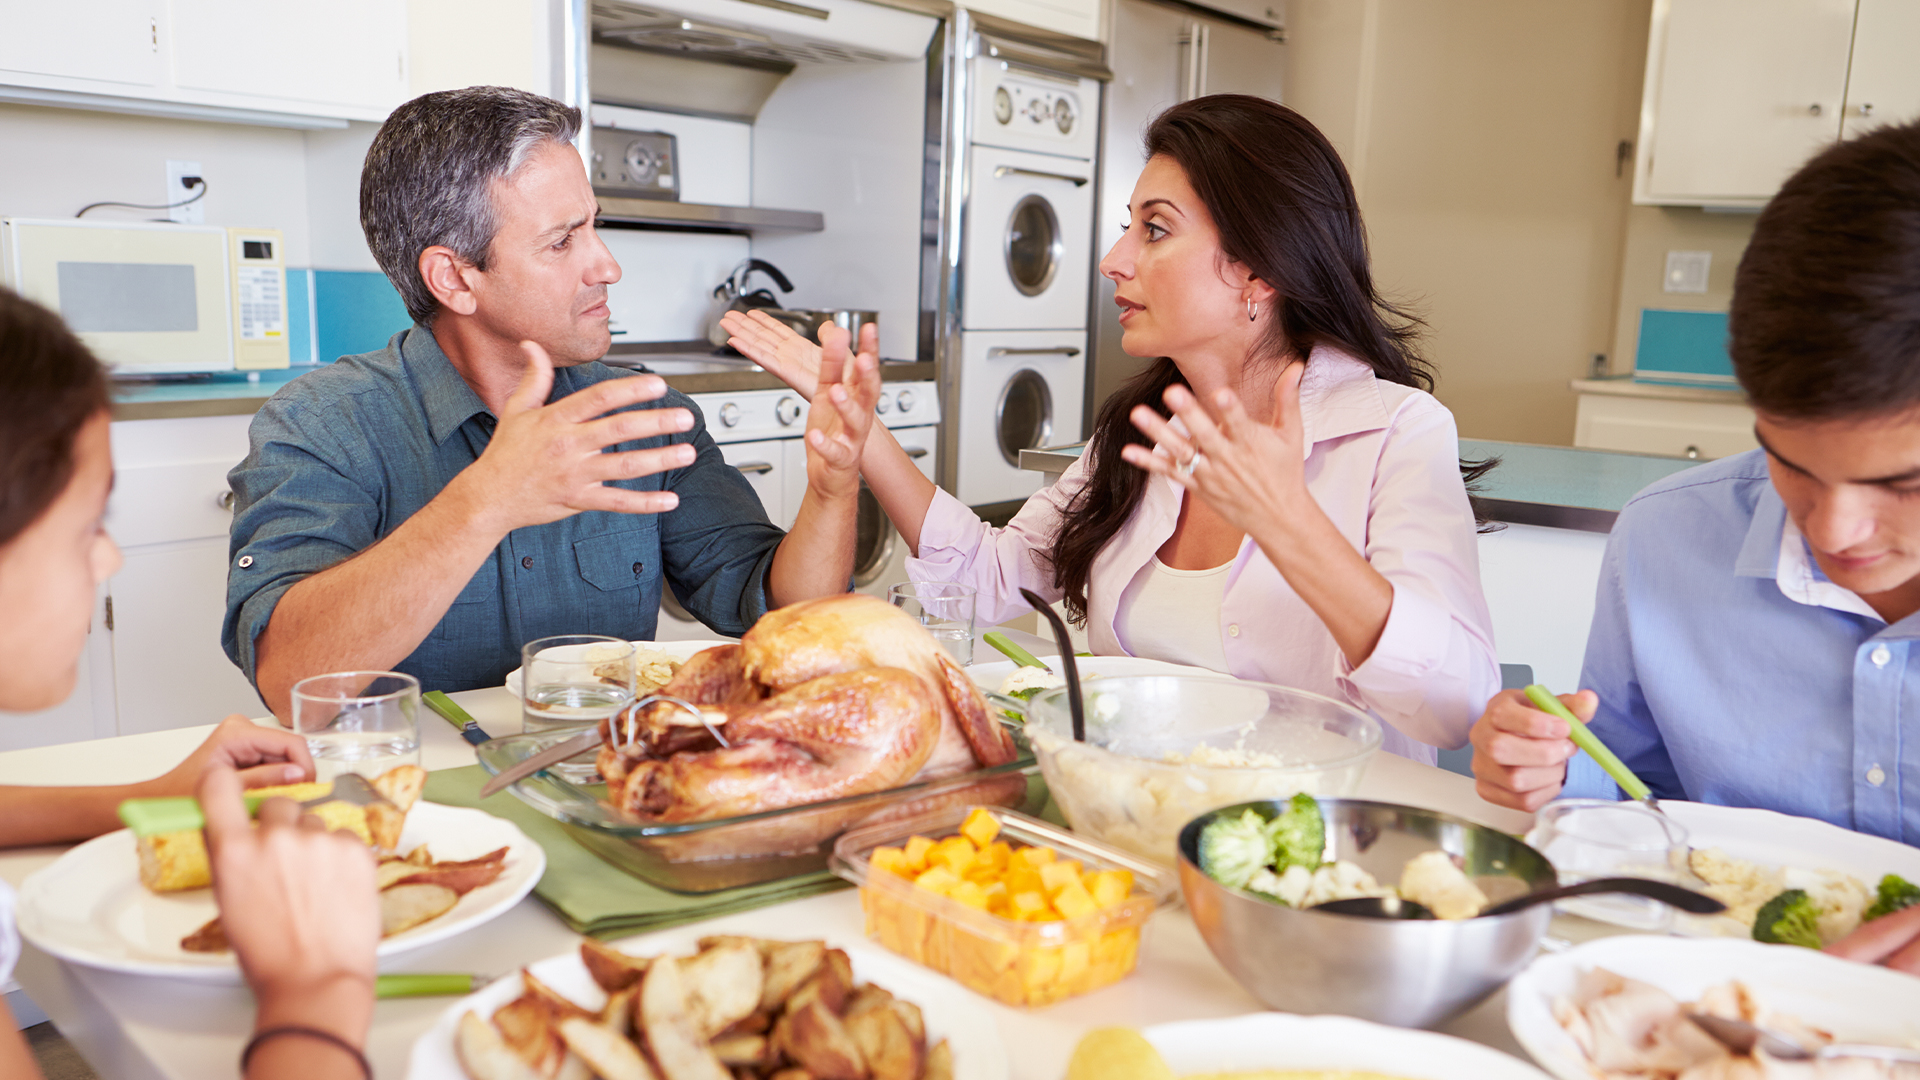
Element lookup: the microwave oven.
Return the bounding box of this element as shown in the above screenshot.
[0,218,290,375]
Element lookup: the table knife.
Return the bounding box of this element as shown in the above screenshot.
[477,727,604,798]
[425,691,491,746]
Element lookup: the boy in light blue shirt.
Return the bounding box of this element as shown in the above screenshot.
[1470,121,1920,970]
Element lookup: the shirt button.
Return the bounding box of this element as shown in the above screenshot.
[521,555,534,570]
[1868,765,1887,787]
[632,562,643,575]
[1227,624,1241,638]
[1871,645,1892,667]
[236,555,253,569]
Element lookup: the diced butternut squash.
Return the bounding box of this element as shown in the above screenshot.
[903,835,935,873]
[960,807,1001,848]
[1052,880,1099,920]
[949,881,991,910]
[870,845,909,878]
[1089,869,1133,909]
[913,866,961,896]
[1039,860,1082,895]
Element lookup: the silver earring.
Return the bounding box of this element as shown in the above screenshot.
[1247,297,1259,322]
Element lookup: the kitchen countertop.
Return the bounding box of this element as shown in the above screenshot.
[1017,438,1706,533]
[109,354,936,421]
[1569,376,1747,403]
[0,674,1555,1080]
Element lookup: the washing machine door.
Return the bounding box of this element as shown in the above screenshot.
[851,484,897,589]
[964,147,1094,330]
[995,368,1054,467]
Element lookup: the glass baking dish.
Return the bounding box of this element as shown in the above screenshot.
[474,726,1041,894]
[830,805,1177,1007]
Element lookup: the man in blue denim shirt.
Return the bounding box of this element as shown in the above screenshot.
[223,87,877,714]
[1467,121,1920,968]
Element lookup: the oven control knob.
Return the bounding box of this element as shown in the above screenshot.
[1054,98,1074,134]
[895,389,917,414]
[876,392,893,415]
[775,396,802,426]
[718,402,740,428]
[994,86,1013,125]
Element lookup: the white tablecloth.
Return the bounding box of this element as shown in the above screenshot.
[0,646,1547,1080]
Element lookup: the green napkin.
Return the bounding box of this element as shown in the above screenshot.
[424,766,846,939]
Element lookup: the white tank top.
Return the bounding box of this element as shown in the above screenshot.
[1113,555,1232,672]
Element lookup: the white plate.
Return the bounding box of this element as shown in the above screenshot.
[1144,1012,1552,1079]
[1508,935,1920,1080]
[503,639,731,699]
[16,802,543,983]
[406,928,1008,1080]
[968,654,1222,694]
[1531,801,1920,937]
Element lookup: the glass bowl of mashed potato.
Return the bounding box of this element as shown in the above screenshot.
[1019,676,1382,866]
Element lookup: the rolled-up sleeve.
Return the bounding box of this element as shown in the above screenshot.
[656,403,785,637]
[223,402,381,686]
[906,457,1091,627]
[1336,400,1501,751]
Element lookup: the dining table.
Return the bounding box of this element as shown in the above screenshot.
[0,642,1588,1080]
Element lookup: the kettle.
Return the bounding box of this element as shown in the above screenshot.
[705,259,815,349]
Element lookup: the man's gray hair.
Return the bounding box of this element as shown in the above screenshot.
[361,86,582,326]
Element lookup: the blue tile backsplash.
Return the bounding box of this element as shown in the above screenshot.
[1634,308,1733,386]
[312,269,411,364]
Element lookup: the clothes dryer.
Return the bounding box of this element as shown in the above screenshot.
[951,328,1086,507]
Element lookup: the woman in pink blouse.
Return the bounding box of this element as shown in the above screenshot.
[726,95,1498,763]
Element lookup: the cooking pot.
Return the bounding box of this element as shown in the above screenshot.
[705,259,815,348]
[797,309,880,348]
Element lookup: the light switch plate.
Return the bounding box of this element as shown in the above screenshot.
[1664,250,1710,294]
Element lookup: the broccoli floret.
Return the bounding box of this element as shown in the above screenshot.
[1198,809,1278,890]
[1864,874,1920,922]
[1752,888,1823,948]
[1267,793,1326,874]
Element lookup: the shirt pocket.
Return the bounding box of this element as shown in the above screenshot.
[574,527,656,592]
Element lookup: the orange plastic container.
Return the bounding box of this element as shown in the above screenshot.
[829,805,1175,1007]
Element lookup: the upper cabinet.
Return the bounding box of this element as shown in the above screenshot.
[0,0,408,127]
[961,0,1103,44]
[1634,0,1920,207]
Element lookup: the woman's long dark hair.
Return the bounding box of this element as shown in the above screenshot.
[1047,95,1489,624]
[0,287,109,548]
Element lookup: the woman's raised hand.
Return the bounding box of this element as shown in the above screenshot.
[721,309,825,400]
[1119,360,1312,538]
[803,322,881,495]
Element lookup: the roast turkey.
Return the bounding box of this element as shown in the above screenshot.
[597,594,1020,825]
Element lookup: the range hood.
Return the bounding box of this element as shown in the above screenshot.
[590,0,938,67]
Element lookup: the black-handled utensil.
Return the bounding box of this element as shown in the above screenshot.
[1313,876,1725,920]
[1018,588,1084,743]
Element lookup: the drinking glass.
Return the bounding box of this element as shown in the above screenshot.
[289,671,421,783]
[521,635,636,781]
[888,582,976,665]
[1527,798,1692,930]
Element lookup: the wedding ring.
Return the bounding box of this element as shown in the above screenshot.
[1176,455,1197,478]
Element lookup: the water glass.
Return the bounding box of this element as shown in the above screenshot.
[888,582,976,664]
[521,635,636,781]
[289,671,421,783]
[1527,798,1692,930]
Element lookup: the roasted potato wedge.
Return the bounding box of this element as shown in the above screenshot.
[888,999,924,1047]
[457,1010,543,1080]
[522,969,596,1021]
[681,941,764,1038]
[558,1017,656,1080]
[923,1039,954,1080]
[760,940,827,1013]
[640,956,733,1080]
[582,938,653,994]
[380,882,459,936]
[709,1032,767,1068]
[846,1003,921,1080]
[179,916,229,954]
[775,999,865,1080]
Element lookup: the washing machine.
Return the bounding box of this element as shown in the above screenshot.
[952,328,1085,507]
[962,146,1095,331]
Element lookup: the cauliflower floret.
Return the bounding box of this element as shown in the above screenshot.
[1302,860,1385,907]
[997,667,1064,697]
[1781,865,1873,943]
[1399,849,1489,920]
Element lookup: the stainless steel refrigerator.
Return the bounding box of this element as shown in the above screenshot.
[1089,0,1288,417]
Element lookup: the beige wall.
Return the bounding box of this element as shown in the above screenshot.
[1285,0,1652,445]
[1609,206,1756,374]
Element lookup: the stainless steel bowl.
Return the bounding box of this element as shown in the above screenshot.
[1178,798,1558,1028]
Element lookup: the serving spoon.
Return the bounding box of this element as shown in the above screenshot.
[1020,587,1085,742]
[1686,1012,1920,1065]
[1312,876,1725,920]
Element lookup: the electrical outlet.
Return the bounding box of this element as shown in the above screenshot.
[1664,250,1711,294]
[165,159,204,224]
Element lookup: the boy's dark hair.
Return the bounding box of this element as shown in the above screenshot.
[0,286,110,547]
[1731,120,1920,419]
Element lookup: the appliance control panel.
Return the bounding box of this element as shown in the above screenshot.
[970,63,1098,159]
[589,126,678,201]
[690,382,939,445]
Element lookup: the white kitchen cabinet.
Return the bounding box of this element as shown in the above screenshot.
[963,0,1102,44]
[0,0,406,126]
[105,415,265,738]
[1572,381,1757,460]
[1841,0,1920,139]
[1634,0,1920,207]
[718,438,797,530]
